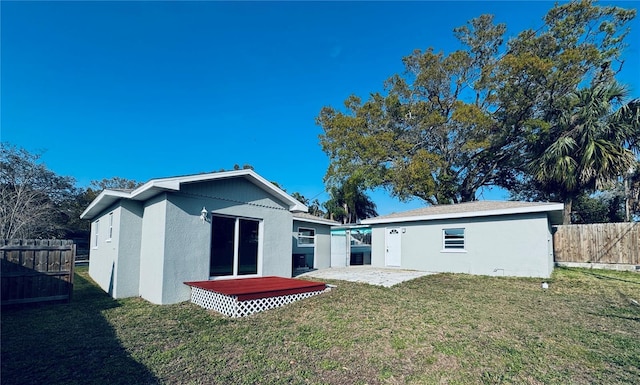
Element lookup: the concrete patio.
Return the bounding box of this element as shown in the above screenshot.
[297,266,434,287]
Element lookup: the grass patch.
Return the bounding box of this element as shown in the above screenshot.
[2,266,639,384]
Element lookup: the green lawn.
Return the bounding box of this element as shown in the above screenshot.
[2,266,639,384]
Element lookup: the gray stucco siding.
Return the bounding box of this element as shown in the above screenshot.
[161,193,292,304]
[370,212,553,278]
[184,178,292,279]
[88,201,144,299]
[138,194,168,304]
[151,181,293,304]
[161,194,212,304]
[314,226,332,269]
[114,200,143,298]
[180,178,291,211]
[292,221,332,269]
[88,204,121,297]
[259,209,292,277]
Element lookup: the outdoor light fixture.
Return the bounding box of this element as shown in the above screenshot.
[200,207,208,223]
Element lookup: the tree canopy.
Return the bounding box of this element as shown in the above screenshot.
[0,144,77,239]
[527,83,639,222]
[317,0,639,218]
[0,144,146,240]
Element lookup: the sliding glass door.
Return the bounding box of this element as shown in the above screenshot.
[210,216,236,276]
[210,215,260,277]
[237,219,259,275]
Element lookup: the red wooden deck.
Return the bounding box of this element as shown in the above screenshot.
[184,276,326,301]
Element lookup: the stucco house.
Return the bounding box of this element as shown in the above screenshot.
[292,213,339,272]
[80,169,332,305]
[360,201,564,278]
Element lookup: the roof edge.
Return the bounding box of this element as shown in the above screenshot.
[361,203,565,225]
[293,214,340,226]
[81,169,308,220]
[80,189,132,220]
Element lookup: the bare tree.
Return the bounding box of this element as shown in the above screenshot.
[0,144,75,239]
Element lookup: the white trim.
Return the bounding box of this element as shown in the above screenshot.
[297,227,316,248]
[92,220,100,249]
[80,189,131,220]
[257,220,264,276]
[132,169,306,211]
[80,169,308,220]
[361,204,565,225]
[106,212,113,241]
[232,218,240,276]
[384,227,402,267]
[209,214,262,279]
[293,215,339,226]
[442,228,465,251]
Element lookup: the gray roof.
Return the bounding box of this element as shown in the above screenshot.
[361,201,564,225]
[293,212,340,226]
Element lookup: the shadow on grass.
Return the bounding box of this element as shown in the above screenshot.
[1,270,159,385]
[555,265,640,285]
[600,313,640,322]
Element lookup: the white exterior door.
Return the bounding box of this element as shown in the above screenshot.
[385,227,401,267]
[330,232,348,267]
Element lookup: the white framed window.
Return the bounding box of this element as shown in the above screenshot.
[297,227,315,247]
[93,220,100,248]
[107,212,113,241]
[442,228,465,252]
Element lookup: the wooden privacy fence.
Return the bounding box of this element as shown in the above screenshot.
[553,223,639,265]
[1,239,75,306]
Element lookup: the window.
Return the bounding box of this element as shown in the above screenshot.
[350,228,371,246]
[443,228,465,251]
[297,227,315,247]
[93,220,100,248]
[107,212,113,241]
[210,215,261,277]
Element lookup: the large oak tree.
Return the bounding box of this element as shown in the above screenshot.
[317,0,637,211]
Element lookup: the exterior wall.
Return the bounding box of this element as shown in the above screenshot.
[370,213,554,278]
[88,201,143,299]
[88,204,121,296]
[138,194,167,304]
[160,194,212,304]
[114,200,143,297]
[259,209,292,277]
[370,226,386,267]
[292,221,332,269]
[153,178,293,304]
[315,226,332,269]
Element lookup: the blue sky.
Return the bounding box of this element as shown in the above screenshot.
[2,1,639,215]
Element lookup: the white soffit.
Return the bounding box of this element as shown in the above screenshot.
[81,169,307,219]
[361,203,565,225]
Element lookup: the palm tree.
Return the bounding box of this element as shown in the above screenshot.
[324,178,378,224]
[290,192,309,206]
[530,83,640,224]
